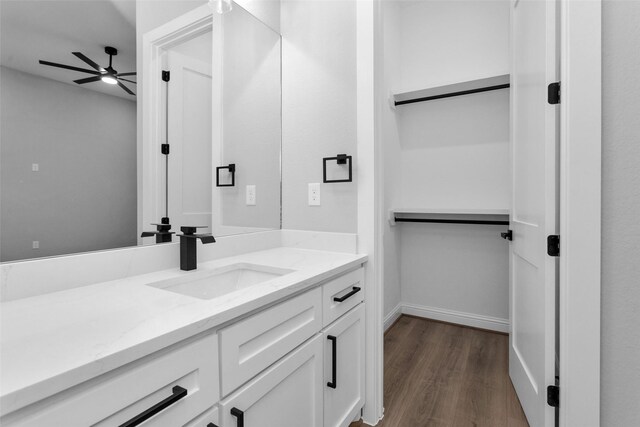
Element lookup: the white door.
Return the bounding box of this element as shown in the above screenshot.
[509,0,558,426]
[324,304,365,427]
[220,335,323,427]
[166,51,213,230]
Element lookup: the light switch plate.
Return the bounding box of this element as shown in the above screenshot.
[246,185,256,205]
[308,183,320,206]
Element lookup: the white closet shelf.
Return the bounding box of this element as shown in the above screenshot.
[389,208,510,226]
[392,74,510,107]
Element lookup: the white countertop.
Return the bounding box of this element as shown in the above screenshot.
[0,247,367,415]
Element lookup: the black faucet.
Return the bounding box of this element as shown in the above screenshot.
[178,226,216,271]
[141,218,175,243]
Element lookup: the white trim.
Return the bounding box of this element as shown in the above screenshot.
[559,1,601,425]
[357,0,384,425]
[401,303,510,334]
[383,304,402,332]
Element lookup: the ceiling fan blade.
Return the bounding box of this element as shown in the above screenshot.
[74,76,102,84]
[117,72,136,76]
[117,81,135,96]
[39,60,100,75]
[117,77,137,84]
[72,52,103,71]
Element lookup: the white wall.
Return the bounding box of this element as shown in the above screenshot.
[381,0,510,327]
[280,0,358,233]
[396,0,510,93]
[601,1,640,425]
[0,67,137,261]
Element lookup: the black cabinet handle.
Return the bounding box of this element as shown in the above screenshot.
[333,286,361,303]
[207,424,218,427]
[231,407,244,427]
[119,385,187,427]
[327,335,337,389]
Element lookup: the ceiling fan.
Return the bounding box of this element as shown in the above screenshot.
[39,46,136,95]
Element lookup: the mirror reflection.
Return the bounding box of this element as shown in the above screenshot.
[0,1,282,263]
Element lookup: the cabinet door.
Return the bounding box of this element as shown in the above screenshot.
[220,335,323,427]
[323,304,365,427]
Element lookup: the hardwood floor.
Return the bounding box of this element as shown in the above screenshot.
[352,316,529,427]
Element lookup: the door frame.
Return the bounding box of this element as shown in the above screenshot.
[559,0,601,425]
[140,5,216,240]
[357,0,385,424]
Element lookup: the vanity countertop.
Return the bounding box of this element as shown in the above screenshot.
[0,247,367,415]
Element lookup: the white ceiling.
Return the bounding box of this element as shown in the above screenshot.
[0,0,137,100]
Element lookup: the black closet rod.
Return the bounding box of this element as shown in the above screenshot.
[394,217,509,226]
[394,83,510,106]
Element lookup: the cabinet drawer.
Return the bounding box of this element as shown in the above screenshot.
[184,405,219,427]
[4,334,219,427]
[220,335,323,427]
[219,287,322,397]
[322,268,364,327]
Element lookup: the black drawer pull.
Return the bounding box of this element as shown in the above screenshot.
[333,286,361,303]
[119,385,187,427]
[327,335,337,389]
[207,424,219,427]
[231,407,245,427]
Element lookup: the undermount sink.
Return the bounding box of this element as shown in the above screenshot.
[147,263,295,300]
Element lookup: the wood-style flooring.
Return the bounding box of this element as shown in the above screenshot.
[351,315,529,427]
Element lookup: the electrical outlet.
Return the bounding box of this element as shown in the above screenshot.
[246,185,256,205]
[32,241,39,249]
[32,163,39,172]
[308,183,320,206]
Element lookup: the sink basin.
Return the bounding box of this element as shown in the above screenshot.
[147,263,295,300]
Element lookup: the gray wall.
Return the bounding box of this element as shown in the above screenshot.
[221,6,281,230]
[0,66,137,261]
[280,0,358,233]
[601,1,640,425]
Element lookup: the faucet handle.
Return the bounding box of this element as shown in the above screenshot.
[151,223,172,232]
[180,226,208,235]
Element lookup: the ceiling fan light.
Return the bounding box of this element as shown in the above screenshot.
[101,75,117,85]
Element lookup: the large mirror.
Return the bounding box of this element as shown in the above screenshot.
[0,0,282,262]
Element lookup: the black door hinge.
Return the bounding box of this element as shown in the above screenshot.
[548,82,560,104]
[501,230,513,241]
[547,385,560,407]
[547,235,560,257]
[161,144,170,155]
[162,70,170,82]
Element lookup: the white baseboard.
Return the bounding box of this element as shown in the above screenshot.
[401,303,510,333]
[383,304,403,332]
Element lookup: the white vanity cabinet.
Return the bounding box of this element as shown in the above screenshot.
[323,304,365,427]
[2,333,220,427]
[220,335,324,427]
[219,287,322,396]
[217,267,366,427]
[1,265,366,427]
